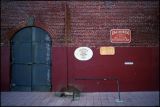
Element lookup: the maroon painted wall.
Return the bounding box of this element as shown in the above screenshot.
[53,47,159,92]
[1,46,159,91]
[52,47,68,91]
[1,46,10,91]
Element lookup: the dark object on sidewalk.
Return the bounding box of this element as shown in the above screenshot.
[59,85,80,100]
[60,93,66,97]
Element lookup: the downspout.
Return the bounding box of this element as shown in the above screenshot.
[64,2,71,89]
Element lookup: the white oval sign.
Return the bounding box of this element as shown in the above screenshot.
[74,47,93,61]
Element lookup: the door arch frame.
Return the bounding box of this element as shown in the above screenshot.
[9,26,53,91]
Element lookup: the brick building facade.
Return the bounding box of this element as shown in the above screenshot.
[1,1,159,91]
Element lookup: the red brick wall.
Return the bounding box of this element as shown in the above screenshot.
[1,1,159,47]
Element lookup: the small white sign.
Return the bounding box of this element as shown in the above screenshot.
[74,47,93,61]
[124,61,134,65]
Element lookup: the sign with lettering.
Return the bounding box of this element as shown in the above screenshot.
[100,46,115,55]
[110,29,131,43]
[74,47,93,61]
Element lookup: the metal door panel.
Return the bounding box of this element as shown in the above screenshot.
[12,27,32,42]
[11,64,31,85]
[11,64,32,91]
[11,86,31,91]
[32,86,50,92]
[33,43,51,64]
[12,43,32,63]
[32,27,51,42]
[11,27,51,92]
[32,65,50,85]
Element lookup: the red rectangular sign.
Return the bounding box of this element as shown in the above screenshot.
[110,29,131,43]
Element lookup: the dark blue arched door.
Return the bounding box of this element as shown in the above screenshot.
[11,27,52,91]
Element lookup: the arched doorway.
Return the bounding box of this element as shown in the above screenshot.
[10,27,52,91]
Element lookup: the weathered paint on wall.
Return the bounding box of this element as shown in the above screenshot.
[1,47,159,91]
[1,46,10,91]
[52,47,159,92]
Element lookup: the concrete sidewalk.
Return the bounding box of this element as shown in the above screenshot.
[1,91,159,106]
